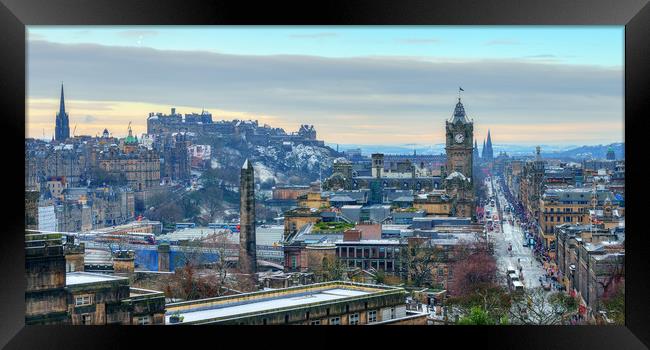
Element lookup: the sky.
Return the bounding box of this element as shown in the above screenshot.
[26,26,624,146]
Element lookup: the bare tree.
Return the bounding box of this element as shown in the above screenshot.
[509,287,577,325]
[398,238,448,287]
[447,240,497,297]
[313,256,349,282]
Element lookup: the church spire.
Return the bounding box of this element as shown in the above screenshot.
[59,83,65,114]
[485,130,494,160]
[55,83,70,142]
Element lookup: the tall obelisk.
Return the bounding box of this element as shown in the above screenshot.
[239,159,257,275]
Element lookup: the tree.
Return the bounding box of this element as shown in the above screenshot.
[601,279,624,325]
[509,287,577,325]
[162,232,256,300]
[448,240,497,297]
[457,306,498,325]
[398,238,448,287]
[314,256,349,282]
[447,285,511,325]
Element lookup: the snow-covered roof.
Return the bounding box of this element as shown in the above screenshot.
[445,171,468,181]
[166,288,371,324]
[66,272,127,286]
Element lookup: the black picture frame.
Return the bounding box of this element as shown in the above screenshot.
[1,0,648,349]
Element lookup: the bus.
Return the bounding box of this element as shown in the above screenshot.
[512,280,525,292]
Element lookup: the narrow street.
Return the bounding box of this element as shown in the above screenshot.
[485,176,547,290]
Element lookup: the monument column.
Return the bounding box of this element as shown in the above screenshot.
[239,159,257,275]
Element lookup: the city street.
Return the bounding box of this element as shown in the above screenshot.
[485,176,547,290]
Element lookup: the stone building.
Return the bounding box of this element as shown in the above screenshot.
[159,132,192,183]
[56,200,93,233]
[283,207,322,240]
[165,281,427,325]
[539,187,620,255]
[96,145,161,192]
[25,231,69,325]
[25,229,166,325]
[519,146,546,223]
[576,239,624,316]
[66,272,165,325]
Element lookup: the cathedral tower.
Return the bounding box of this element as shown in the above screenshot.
[55,84,70,142]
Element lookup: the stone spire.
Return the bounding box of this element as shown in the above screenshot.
[239,159,257,275]
[485,130,494,161]
[59,83,65,115]
[55,83,70,142]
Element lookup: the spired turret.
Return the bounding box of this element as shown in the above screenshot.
[450,97,470,124]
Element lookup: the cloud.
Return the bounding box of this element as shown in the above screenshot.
[485,39,521,46]
[397,38,442,44]
[81,115,96,123]
[26,40,623,145]
[289,32,338,39]
[525,54,557,58]
[116,30,159,38]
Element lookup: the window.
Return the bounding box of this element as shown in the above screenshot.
[390,307,396,319]
[285,314,290,324]
[368,310,377,323]
[349,313,360,325]
[310,320,321,325]
[291,256,297,269]
[330,317,340,325]
[81,313,93,325]
[136,316,151,325]
[75,294,93,307]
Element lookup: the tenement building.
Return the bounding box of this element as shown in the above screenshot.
[539,187,620,255]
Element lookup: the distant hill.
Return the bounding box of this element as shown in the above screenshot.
[542,143,624,160]
[329,142,624,160]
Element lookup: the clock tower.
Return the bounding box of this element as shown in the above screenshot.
[445,97,474,182]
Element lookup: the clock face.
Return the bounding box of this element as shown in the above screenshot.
[454,133,465,144]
